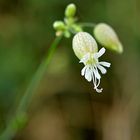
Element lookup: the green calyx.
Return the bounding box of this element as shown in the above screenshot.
[94,23,123,54]
[65,3,76,18]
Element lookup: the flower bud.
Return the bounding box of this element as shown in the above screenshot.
[65,3,76,18]
[53,21,65,30]
[56,31,63,37]
[94,23,123,53]
[73,32,98,59]
[64,30,71,38]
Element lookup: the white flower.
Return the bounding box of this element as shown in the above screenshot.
[73,32,111,93]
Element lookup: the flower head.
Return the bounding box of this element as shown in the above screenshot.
[73,32,111,93]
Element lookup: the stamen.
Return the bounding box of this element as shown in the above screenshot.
[92,66,103,93]
[79,47,110,93]
[94,86,103,93]
[96,77,100,88]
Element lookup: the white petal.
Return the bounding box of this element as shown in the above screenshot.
[97,64,107,74]
[93,67,101,79]
[85,67,92,82]
[79,53,90,63]
[99,61,111,67]
[81,66,86,76]
[96,48,106,58]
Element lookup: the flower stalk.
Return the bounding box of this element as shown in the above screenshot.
[0,36,62,140]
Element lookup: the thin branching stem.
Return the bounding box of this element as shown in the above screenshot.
[78,22,96,28]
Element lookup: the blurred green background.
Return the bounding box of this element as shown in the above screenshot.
[0,0,140,140]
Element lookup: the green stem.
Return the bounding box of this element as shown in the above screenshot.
[78,22,96,28]
[0,36,62,140]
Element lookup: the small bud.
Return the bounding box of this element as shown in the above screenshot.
[53,21,65,30]
[56,31,63,37]
[64,31,71,38]
[73,32,98,60]
[94,23,123,53]
[65,3,76,18]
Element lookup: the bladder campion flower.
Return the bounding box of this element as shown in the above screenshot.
[94,23,123,53]
[73,32,111,93]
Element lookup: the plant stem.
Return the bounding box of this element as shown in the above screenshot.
[79,22,96,28]
[18,35,62,113]
[0,35,62,140]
